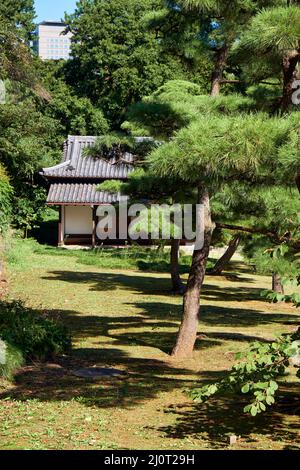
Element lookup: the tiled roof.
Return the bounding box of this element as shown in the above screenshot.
[47,183,128,205]
[41,136,134,179]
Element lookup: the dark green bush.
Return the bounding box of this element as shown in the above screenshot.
[0,300,71,361]
[0,165,13,233]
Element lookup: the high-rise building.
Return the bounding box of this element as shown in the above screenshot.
[34,21,72,60]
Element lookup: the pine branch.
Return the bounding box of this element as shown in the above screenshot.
[216,223,300,249]
[216,223,281,241]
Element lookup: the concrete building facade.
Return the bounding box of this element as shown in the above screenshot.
[35,21,72,60]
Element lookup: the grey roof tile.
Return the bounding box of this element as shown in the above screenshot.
[41,136,134,179]
[47,183,128,205]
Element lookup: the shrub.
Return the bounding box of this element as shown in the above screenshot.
[0,165,13,233]
[0,300,71,362]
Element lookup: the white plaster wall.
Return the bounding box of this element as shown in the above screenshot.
[65,206,93,235]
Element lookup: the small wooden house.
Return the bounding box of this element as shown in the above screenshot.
[41,136,133,247]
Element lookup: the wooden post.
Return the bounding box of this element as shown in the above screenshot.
[58,206,64,247]
[92,206,97,248]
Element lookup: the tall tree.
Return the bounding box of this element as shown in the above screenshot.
[64,0,211,126]
[147,111,298,358]
[38,61,109,137]
[147,0,283,97]
[0,0,35,40]
[235,4,300,112]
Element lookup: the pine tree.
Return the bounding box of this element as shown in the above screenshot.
[0,0,35,40]
[147,0,282,96]
[235,4,300,111]
[87,133,191,294]
[147,111,299,358]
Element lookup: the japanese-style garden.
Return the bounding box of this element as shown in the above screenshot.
[0,0,299,451]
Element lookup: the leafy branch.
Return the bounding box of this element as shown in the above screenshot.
[190,329,300,416]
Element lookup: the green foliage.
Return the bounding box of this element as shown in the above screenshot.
[261,290,300,306]
[213,184,300,228]
[97,180,124,194]
[0,0,35,40]
[64,0,212,125]
[13,187,48,236]
[245,243,299,277]
[151,0,283,98]
[0,18,36,85]
[148,112,290,185]
[190,328,300,415]
[0,86,61,231]
[0,339,24,380]
[0,165,13,233]
[40,62,109,136]
[0,97,60,180]
[236,6,300,58]
[123,81,254,138]
[277,112,300,181]
[84,132,137,159]
[232,4,300,94]
[0,300,71,361]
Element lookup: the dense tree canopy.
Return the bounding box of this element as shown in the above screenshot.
[64,0,212,125]
[0,0,35,40]
[0,164,12,233]
[39,61,109,137]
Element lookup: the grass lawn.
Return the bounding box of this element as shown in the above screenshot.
[0,238,299,450]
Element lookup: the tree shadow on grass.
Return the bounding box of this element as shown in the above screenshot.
[1,347,197,409]
[130,300,299,328]
[2,263,299,445]
[42,269,282,305]
[41,270,300,333]
[0,302,219,409]
[201,305,300,327]
[42,270,174,296]
[201,283,264,302]
[154,376,300,449]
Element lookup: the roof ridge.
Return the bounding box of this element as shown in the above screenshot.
[42,160,71,173]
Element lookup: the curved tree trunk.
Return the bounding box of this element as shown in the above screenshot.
[170,238,185,295]
[172,185,214,359]
[272,273,284,294]
[211,45,229,97]
[210,235,241,275]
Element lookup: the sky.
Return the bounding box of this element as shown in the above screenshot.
[35,0,78,23]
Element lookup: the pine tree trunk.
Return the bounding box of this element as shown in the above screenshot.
[170,238,185,295]
[272,273,284,294]
[210,235,241,275]
[172,185,214,359]
[211,45,229,97]
[296,173,300,193]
